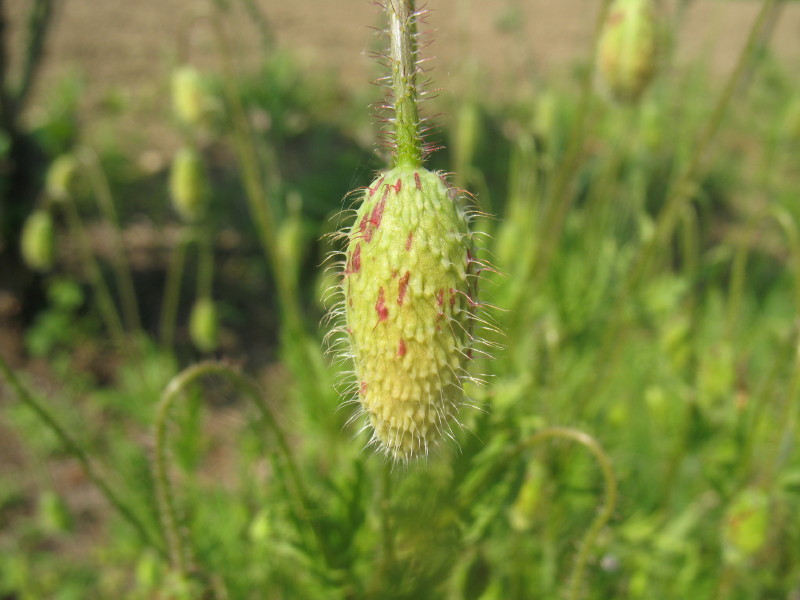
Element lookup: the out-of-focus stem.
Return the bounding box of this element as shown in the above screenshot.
[160,228,193,350]
[78,147,141,333]
[63,196,126,346]
[0,353,165,558]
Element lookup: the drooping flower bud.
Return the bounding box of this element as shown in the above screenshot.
[597,0,658,103]
[189,297,219,353]
[45,154,78,203]
[171,66,209,128]
[169,147,208,222]
[21,209,56,272]
[338,166,479,460]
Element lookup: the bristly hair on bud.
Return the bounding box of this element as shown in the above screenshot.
[323,0,498,463]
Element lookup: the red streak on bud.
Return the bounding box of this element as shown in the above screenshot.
[359,381,368,395]
[414,172,422,190]
[405,231,413,251]
[393,178,402,193]
[397,271,410,305]
[369,177,384,196]
[436,288,444,307]
[397,338,407,357]
[351,243,361,273]
[449,288,456,307]
[375,287,389,322]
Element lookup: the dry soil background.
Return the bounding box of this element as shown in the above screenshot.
[7,0,800,158]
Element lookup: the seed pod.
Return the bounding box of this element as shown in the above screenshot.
[21,209,55,272]
[169,147,208,222]
[597,0,658,103]
[189,298,219,353]
[46,154,78,203]
[336,166,480,461]
[171,66,208,128]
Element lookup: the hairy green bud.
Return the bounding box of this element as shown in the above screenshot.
[333,166,483,461]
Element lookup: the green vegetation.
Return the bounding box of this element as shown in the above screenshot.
[1,0,799,598]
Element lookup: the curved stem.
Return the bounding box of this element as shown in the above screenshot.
[153,361,313,574]
[387,0,423,168]
[514,427,618,600]
[0,353,166,558]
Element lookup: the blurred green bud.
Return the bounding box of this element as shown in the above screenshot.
[21,209,56,272]
[38,490,74,533]
[722,487,769,564]
[171,66,209,128]
[598,0,658,103]
[169,147,208,222]
[189,297,219,353]
[45,154,79,202]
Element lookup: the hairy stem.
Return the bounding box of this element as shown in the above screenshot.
[153,361,316,575]
[516,428,618,600]
[0,353,165,558]
[387,0,423,168]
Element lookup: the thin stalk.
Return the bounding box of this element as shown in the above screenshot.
[387,0,423,168]
[78,147,142,333]
[513,428,618,600]
[579,0,778,412]
[153,361,316,575]
[629,0,777,285]
[63,196,126,346]
[14,0,54,116]
[0,353,165,558]
[160,228,193,350]
[196,224,214,301]
[525,0,614,293]
[209,16,303,335]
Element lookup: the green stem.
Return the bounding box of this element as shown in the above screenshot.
[160,228,193,350]
[78,147,142,333]
[209,16,303,335]
[197,224,214,301]
[577,0,777,415]
[387,0,423,168]
[514,428,618,600]
[153,361,314,575]
[523,0,614,295]
[62,196,126,346]
[0,353,165,558]
[628,0,776,284]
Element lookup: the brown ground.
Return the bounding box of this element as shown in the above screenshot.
[7,0,800,162]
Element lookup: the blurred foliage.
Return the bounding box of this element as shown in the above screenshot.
[2,1,800,599]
